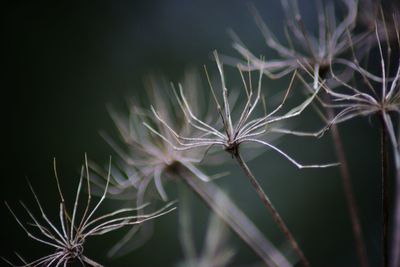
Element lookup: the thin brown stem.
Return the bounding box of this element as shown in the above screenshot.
[324,95,369,267]
[380,113,389,267]
[391,160,400,267]
[234,150,311,267]
[178,165,292,267]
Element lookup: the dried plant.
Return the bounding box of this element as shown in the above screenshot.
[93,72,291,266]
[311,21,400,267]
[147,51,338,267]
[7,1,400,266]
[3,156,175,267]
[224,1,379,265]
[146,52,334,169]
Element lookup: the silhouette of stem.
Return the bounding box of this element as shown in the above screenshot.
[380,113,389,267]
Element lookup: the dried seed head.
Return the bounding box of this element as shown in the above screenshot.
[4,155,175,267]
[148,51,338,169]
[314,19,400,129]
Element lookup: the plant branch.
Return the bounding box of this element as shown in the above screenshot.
[234,150,310,267]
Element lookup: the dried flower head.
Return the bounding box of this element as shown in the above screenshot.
[317,23,400,140]
[147,51,337,169]
[3,156,175,267]
[146,52,337,267]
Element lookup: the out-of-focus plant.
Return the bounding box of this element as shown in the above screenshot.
[177,190,235,267]
[226,0,368,82]
[92,71,291,266]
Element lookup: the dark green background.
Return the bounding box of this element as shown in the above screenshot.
[1,1,390,266]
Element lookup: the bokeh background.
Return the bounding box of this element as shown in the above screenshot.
[1,1,391,266]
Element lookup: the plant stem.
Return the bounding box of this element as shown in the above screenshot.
[380,114,389,267]
[324,96,368,267]
[178,165,292,267]
[234,150,310,267]
[391,161,400,267]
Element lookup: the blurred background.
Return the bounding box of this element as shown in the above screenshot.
[1,1,389,266]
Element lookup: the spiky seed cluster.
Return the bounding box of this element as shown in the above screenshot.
[4,156,175,267]
[317,24,400,147]
[147,51,337,169]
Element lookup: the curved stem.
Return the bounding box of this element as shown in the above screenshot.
[234,150,310,267]
[380,114,389,267]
